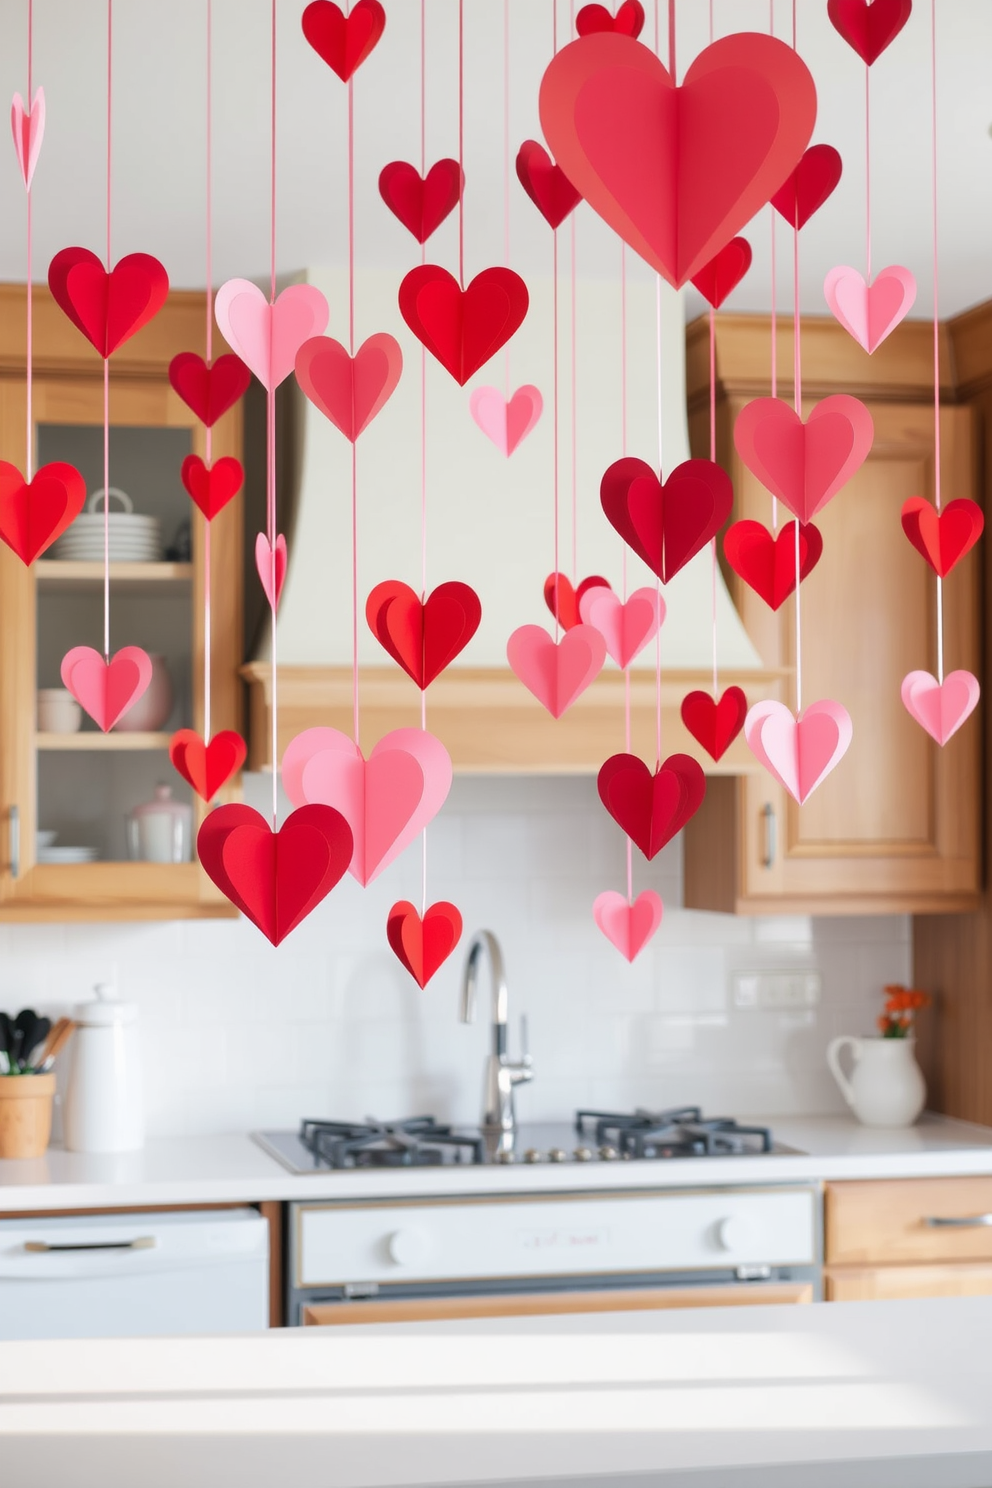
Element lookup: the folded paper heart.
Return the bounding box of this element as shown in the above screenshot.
[282,726,452,886]
[600,457,733,583]
[680,687,748,763]
[900,497,984,579]
[578,585,664,669]
[295,333,403,443]
[901,670,980,747]
[592,889,662,962]
[214,280,329,393]
[301,0,385,81]
[168,352,251,427]
[197,803,353,946]
[48,248,169,358]
[255,533,287,610]
[515,141,581,230]
[469,385,543,456]
[544,573,611,631]
[507,623,606,719]
[366,579,482,688]
[387,900,464,989]
[745,698,853,804]
[575,2,645,39]
[540,32,815,287]
[771,144,843,231]
[827,0,912,65]
[734,395,874,525]
[723,519,823,611]
[598,752,706,860]
[823,265,916,355]
[0,460,86,565]
[690,237,752,309]
[170,729,247,802]
[60,645,153,733]
[11,86,44,190]
[398,265,529,386]
[378,159,463,243]
[181,455,244,521]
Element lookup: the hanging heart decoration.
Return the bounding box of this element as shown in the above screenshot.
[378,159,464,244]
[575,2,645,38]
[10,86,44,190]
[600,457,733,583]
[469,385,543,455]
[827,0,913,66]
[214,280,329,393]
[366,580,482,688]
[770,144,843,230]
[680,687,748,763]
[181,455,244,521]
[295,333,403,443]
[745,698,853,804]
[539,32,815,287]
[515,141,581,230]
[387,900,464,988]
[723,519,823,611]
[900,497,984,578]
[544,572,611,630]
[0,460,86,565]
[170,729,247,802]
[823,265,917,355]
[690,237,752,309]
[901,670,980,746]
[593,889,663,962]
[597,752,706,859]
[255,533,287,611]
[507,624,606,719]
[734,395,874,525]
[578,585,664,669]
[168,353,251,426]
[301,0,386,81]
[60,645,153,733]
[48,248,169,357]
[398,266,529,386]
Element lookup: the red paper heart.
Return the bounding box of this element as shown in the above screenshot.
[0,460,85,565]
[901,497,984,579]
[197,803,353,946]
[771,144,843,231]
[295,333,403,443]
[723,519,823,611]
[516,141,581,230]
[543,572,611,630]
[180,455,244,521]
[378,159,464,244]
[597,752,706,860]
[690,237,752,309]
[681,687,748,763]
[575,1,645,37]
[540,33,815,287]
[398,266,529,386]
[170,729,247,802]
[301,0,385,81]
[601,457,733,582]
[366,580,482,688]
[827,0,912,65]
[168,353,251,427]
[48,247,169,357]
[387,900,464,989]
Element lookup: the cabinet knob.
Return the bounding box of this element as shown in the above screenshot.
[386,1228,430,1267]
[715,1215,755,1252]
[760,803,776,869]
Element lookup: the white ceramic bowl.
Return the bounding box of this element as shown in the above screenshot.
[37,688,82,734]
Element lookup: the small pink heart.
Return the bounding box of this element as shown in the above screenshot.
[901,669,980,746]
[255,532,287,610]
[214,280,329,392]
[10,86,44,190]
[506,623,607,719]
[60,645,153,733]
[469,385,543,456]
[593,889,663,962]
[745,698,853,804]
[578,585,664,669]
[823,265,916,355]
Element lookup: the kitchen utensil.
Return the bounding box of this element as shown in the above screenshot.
[35,1018,75,1072]
[36,688,82,734]
[11,1009,39,1069]
[126,784,192,863]
[0,1072,56,1159]
[63,985,143,1153]
[22,1016,52,1071]
[113,654,173,733]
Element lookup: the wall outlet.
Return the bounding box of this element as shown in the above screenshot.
[732,971,822,1010]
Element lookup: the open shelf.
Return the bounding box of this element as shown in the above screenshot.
[35,561,193,596]
[35,732,173,751]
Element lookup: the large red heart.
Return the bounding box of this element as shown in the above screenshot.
[0,460,85,565]
[543,572,610,631]
[540,32,815,287]
[366,580,482,688]
[168,353,250,427]
[48,247,169,357]
[170,729,247,802]
[598,752,706,860]
[734,395,874,525]
[827,0,912,65]
[771,144,843,231]
[197,803,353,946]
[180,455,244,521]
[516,141,581,230]
[690,237,752,309]
[901,497,984,579]
[295,333,403,443]
[398,266,529,386]
[680,687,748,763]
[301,0,385,81]
[378,160,463,244]
[387,901,464,989]
[601,457,733,583]
[575,1,645,37]
[723,519,823,611]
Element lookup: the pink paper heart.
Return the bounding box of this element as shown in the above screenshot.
[734,394,874,525]
[745,698,853,804]
[506,623,607,719]
[900,669,980,746]
[578,585,664,669]
[60,645,153,733]
[10,86,44,190]
[823,265,916,355]
[469,385,543,455]
[255,532,287,610]
[214,280,329,392]
[593,889,663,962]
[281,726,452,886]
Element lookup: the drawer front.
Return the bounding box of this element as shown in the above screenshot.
[826,1178,992,1265]
[826,1262,992,1303]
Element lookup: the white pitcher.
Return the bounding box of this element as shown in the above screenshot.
[826,1035,926,1128]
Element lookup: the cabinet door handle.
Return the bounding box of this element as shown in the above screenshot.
[923,1214,992,1229]
[9,804,19,880]
[760,803,776,868]
[24,1236,156,1253]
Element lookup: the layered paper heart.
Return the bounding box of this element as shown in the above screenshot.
[60,645,153,733]
[378,159,463,243]
[197,803,353,946]
[0,460,86,565]
[544,572,610,631]
[398,266,529,386]
[578,585,664,669]
[255,533,287,610]
[901,497,984,578]
[827,0,912,65]
[282,726,453,886]
[168,353,251,427]
[469,385,542,455]
[387,901,463,988]
[598,752,706,860]
[515,141,581,230]
[301,0,385,81]
[181,455,244,521]
[901,670,980,747]
[723,519,823,611]
[593,889,662,962]
[734,396,874,525]
[48,248,169,358]
[681,687,748,763]
[366,579,482,688]
[575,1,645,37]
[601,457,733,583]
[771,144,843,231]
[823,265,917,355]
[540,32,815,287]
[170,729,247,802]
[745,699,853,804]
[11,86,44,190]
[295,333,402,443]
[214,280,329,393]
[507,624,606,718]
[690,237,752,310]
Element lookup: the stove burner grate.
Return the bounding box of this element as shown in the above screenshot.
[575,1106,773,1158]
[299,1116,486,1169]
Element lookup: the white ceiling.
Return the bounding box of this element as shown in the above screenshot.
[1,0,991,319]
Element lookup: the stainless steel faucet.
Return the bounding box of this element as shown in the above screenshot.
[459,930,533,1149]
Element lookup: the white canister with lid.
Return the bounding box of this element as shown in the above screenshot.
[63,984,144,1153]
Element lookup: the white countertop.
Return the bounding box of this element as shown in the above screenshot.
[2,1295,991,1486]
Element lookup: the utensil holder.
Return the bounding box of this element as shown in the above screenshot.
[0,1072,55,1158]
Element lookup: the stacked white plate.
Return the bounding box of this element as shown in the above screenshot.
[37,846,98,864]
[50,487,163,564]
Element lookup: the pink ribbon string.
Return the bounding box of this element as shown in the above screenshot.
[348,69,359,747]
[204,0,213,745]
[103,0,113,663]
[25,0,34,482]
[457,0,464,290]
[865,65,872,284]
[420,0,428,913]
[268,0,278,825]
[930,0,944,685]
